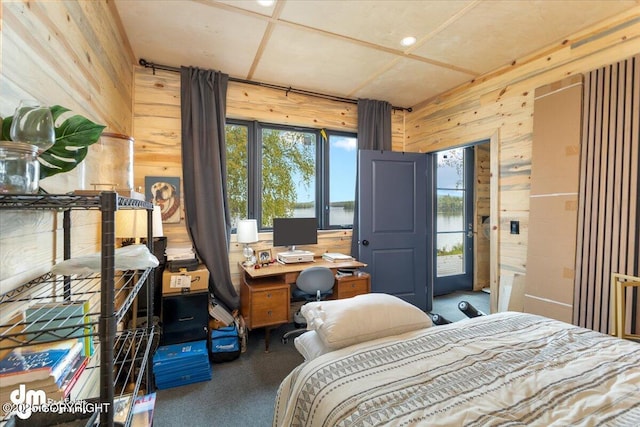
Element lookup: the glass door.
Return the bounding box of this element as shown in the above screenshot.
[433,147,474,296]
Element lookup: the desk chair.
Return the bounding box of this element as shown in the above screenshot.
[282,266,335,344]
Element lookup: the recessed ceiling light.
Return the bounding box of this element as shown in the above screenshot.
[401,36,416,47]
[257,0,274,6]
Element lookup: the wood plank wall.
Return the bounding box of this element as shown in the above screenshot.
[474,144,490,291]
[133,69,406,289]
[0,1,134,294]
[574,54,640,334]
[405,7,640,317]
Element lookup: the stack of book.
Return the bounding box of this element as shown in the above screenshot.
[24,301,94,357]
[0,339,88,408]
[165,244,197,262]
[152,340,211,389]
[322,252,354,262]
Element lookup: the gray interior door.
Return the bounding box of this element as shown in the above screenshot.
[357,150,430,311]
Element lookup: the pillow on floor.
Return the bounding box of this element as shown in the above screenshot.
[300,293,432,350]
[294,331,331,361]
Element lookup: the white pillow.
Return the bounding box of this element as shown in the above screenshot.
[300,293,432,350]
[294,331,331,361]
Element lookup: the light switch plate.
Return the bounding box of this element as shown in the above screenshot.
[510,220,520,235]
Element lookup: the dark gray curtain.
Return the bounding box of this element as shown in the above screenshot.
[350,99,392,256]
[180,66,239,310]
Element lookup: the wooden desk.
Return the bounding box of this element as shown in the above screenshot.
[239,257,369,351]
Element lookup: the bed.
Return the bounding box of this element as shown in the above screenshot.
[273,294,640,427]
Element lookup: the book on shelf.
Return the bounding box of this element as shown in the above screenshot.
[50,346,83,388]
[113,393,134,425]
[0,340,83,387]
[322,252,354,262]
[24,300,94,357]
[131,392,156,427]
[0,356,88,404]
[59,355,89,397]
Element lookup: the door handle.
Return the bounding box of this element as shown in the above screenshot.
[362,240,369,246]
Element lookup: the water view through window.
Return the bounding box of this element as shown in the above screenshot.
[292,133,356,227]
[436,148,466,277]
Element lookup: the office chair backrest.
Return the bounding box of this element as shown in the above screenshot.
[283,266,335,344]
[296,266,334,297]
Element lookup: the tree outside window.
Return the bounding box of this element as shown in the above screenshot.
[260,127,315,228]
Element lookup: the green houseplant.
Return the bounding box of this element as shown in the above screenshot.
[1,105,106,179]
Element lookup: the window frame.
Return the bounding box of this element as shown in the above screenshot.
[226,119,356,231]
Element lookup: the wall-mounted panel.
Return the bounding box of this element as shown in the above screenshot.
[574,54,640,334]
[524,76,583,322]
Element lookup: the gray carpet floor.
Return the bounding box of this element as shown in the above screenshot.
[152,290,489,426]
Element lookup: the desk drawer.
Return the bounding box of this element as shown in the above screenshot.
[336,274,370,299]
[252,288,289,327]
[162,291,209,345]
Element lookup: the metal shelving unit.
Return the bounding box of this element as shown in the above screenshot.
[0,192,156,426]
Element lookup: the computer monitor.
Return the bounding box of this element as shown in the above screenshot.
[272,217,317,252]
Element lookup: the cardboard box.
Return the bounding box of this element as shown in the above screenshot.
[162,264,209,295]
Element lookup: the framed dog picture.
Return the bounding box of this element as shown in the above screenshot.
[145,176,181,223]
[257,249,273,266]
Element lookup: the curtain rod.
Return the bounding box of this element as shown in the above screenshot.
[138,59,412,112]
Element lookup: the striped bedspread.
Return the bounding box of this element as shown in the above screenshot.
[273,312,640,426]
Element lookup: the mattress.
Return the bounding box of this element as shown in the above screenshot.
[273,311,640,426]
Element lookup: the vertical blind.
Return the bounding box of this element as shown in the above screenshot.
[573,54,640,334]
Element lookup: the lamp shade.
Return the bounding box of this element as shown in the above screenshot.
[152,205,164,237]
[115,210,146,240]
[237,219,258,244]
[116,206,164,239]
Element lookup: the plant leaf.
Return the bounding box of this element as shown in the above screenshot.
[39,108,106,179]
[50,105,71,122]
[1,116,13,140]
[2,105,105,180]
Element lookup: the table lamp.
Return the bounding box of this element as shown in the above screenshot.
[237,219,258,266]
[116,205,164,244]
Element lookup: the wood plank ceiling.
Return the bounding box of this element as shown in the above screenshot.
[114,0,638,108]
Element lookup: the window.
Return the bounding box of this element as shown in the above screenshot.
[225,120,356,231]
[435,147,466,276]
[327,132,357,227]
[260,124,317,228]
[226,123,249,225]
